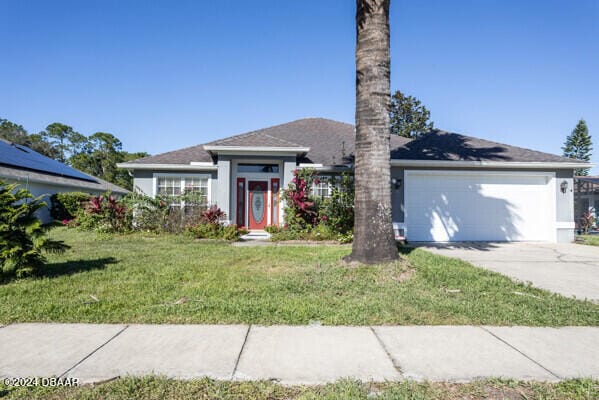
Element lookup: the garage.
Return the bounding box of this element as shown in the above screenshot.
[404,170,556,242]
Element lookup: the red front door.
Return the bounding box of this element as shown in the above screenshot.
[248,181,268,230]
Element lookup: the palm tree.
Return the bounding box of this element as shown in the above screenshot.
[349,0,398,264]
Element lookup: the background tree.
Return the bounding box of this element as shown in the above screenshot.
[0,118,58,158]
[41,122,85,163]
[69,132,147,190]
[389,90,434,137]
[349,0,398,264]
[562,119,592,176]
[1,117,147,190]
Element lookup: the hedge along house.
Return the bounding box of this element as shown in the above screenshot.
[118,118,589,242]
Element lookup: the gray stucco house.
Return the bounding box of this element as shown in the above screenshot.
[118,118,588,243]
[1,138,129,222]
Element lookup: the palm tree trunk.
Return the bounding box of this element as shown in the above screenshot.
[349,0,398,264]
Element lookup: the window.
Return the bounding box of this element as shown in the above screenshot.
[184,177,209,206]
[156,175,209,207]
[312,177,333,199]
[157,177,181,196]
[237,163,279,173]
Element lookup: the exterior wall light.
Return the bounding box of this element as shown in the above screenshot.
[391,178,402,190]
[560,180,568,194]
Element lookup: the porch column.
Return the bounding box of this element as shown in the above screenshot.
[217,159,231,221]
[281,159,297,223]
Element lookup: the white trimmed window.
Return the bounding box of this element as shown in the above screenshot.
[155,175,210,207]
[312,177,333,199]
[184,177,209,206]
[157,177,182,196]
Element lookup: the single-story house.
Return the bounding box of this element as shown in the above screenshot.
[118,118,588,243]
[0,139,129,222]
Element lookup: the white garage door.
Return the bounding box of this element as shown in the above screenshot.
[405,170,555,242]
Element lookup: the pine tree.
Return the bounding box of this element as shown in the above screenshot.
[562,119,592,176]
[389,90,434,138]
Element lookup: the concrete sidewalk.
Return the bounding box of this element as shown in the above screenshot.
[0,324,598,384]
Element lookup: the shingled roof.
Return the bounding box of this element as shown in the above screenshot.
[391,129,584,164]
[125,118,584,166]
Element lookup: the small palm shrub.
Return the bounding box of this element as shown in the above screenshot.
[50,192,91,221]
[0,180,69,280]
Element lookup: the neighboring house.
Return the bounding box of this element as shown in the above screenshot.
[574,176,599,229]
[118,118,588,243]
[0,139,129,222]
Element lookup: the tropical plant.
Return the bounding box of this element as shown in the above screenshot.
[77,194,132,233]
[281,168,319,230]
[562,119,593,176]
[185,205,245,240]
[0,180,69,279]
[201,205,225,224]
[350,0,398,263]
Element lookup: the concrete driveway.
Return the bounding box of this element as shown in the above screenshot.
[420,242,599,302]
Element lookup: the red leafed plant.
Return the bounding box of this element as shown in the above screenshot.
[201,205,225,225]
[282,169,319,229]
[79,194,131,233]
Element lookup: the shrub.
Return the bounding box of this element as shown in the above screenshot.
[185,205,245,240]
[274,169,354,242]
[77,194,132,233]
[0,180,69,280]
[201,205,225,224]
[281,168,319,230]
[580,212,596,233]
[319,173,354,235]
[266,223,351,243]
[186,223,247,241]
[122,192,170,232]
[50,192,91,221]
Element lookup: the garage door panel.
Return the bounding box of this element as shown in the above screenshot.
[405,171,554,242]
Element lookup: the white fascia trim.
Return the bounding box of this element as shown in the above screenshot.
[297,163,352,172]
[298,163,323,168]
[203,145,310,154]
[390,160,593,169]
[117,163,217,171]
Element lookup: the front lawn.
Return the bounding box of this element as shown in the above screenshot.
[1,377,598,400]
[577,234,599,246]
[0,228,597,325]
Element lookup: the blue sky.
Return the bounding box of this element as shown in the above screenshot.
[1,0,598,169]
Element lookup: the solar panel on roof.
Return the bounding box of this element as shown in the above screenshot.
[0,140,98,183]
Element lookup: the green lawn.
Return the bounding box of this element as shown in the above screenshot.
[1,377,598,400]
[577,234,599,246]
[0,227,598,326]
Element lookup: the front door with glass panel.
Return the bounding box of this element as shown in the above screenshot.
[248,181,268,230]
